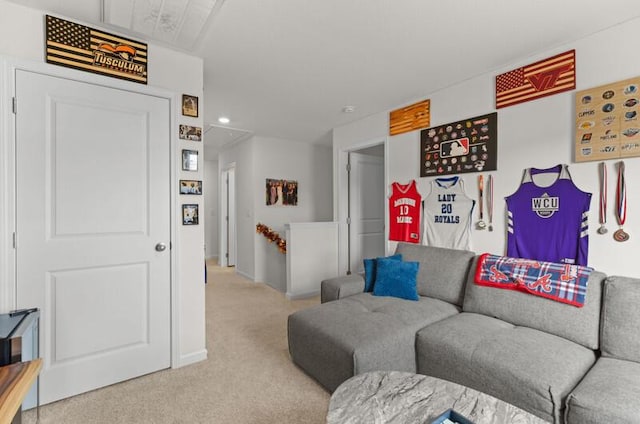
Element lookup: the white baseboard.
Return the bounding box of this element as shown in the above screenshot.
[235,269,255,281]
[286,289,320,300]
[175,349,208,368]
[205,254,218,261]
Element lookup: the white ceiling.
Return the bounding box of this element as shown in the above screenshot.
[8,0,640,155]
[102,0,224,50]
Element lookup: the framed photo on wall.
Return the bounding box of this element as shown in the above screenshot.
[179,125,202,141]
[180,180,202,195]
[182,94,199,117]
[182,149,198,171]
[266,178,298,206]
[182,204,199,225]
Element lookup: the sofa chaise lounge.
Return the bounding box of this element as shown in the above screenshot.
[287,243,640,423]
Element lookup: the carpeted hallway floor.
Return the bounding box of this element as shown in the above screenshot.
[23,261,330,423]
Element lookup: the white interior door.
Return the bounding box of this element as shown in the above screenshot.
[349,152,385,274]
[227,167,236,267]
[15,70,171,404]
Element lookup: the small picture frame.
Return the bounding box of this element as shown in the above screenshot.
[182,149,198,171]
[182,94,199,117]
[182,204,199,225]
[179,125,202,141]
[180,180,202,195]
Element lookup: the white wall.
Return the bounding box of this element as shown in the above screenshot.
[218,137,255,279]
[204,160,219,260]
[334,16,640,278]
[253,137,333,289]
[218,135,333,288]
[0,0,206,367]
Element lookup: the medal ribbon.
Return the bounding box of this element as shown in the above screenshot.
[488,175,494,223]
[616,161,626,227]
[478,175,484,219]
[599,162,607,225]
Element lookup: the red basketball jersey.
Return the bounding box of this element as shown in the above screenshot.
[389,180,421,243]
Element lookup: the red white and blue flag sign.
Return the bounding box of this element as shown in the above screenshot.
[496,50,576,109]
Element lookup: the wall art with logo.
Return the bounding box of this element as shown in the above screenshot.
[179,125,202,141]
[496,50,575,109]
[420,112,497,177]
[575,76,640,162]
[45,15,148,84]
[265,179,298,206]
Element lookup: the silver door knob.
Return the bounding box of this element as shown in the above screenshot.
[155,243,167,252]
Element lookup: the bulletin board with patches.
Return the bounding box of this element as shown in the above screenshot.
[420,112,497,177]
[575,76,640,162]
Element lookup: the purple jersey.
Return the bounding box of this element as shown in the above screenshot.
[506,164,592,266]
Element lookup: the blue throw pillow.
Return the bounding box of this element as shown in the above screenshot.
[363,254,402,292]
[373,258,420,301]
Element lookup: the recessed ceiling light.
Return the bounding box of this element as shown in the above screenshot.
[342,106,355,113]
[218,117,230,124]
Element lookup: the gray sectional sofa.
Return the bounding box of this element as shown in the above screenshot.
[287,243,640,424]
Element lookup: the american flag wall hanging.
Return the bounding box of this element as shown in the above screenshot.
[495,50,575,109]
[45,15,148,84]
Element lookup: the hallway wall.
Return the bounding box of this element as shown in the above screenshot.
[204,160,219,260]
[333,16,640,278]
[218,136,332,289]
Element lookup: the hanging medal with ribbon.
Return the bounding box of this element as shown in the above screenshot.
[597,162,608,235]
[614,161,629,242]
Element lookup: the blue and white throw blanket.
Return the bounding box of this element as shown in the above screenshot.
[475,253,593,307]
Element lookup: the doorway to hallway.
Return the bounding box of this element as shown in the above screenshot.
[347,144,385,275]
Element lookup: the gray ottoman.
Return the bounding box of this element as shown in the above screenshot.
[288,244,475,392]
[287,292,460,392]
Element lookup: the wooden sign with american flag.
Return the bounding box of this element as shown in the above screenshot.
[496,50,575,109]
[389,99,430,136]
[45,15,147,84]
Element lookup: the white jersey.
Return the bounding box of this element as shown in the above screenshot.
[423,176,475,250]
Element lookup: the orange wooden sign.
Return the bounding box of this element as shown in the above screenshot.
[389,99,430,136]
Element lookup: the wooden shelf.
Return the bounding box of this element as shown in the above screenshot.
[0,359,42,424]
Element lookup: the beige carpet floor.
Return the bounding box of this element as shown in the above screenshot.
[23,262,330,423]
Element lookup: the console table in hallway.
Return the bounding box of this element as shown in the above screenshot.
[327,371,549,424]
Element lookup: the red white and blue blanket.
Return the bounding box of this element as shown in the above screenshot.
[475,253,593,307]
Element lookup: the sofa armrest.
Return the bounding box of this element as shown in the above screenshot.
[320,274,365,303]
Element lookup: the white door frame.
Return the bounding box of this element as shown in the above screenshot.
[0,56,183,369]
[348,151,385,275]
[335,138,389,275]
[219,163,237,267]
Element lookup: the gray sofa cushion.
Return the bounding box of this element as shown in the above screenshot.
[601,276,640,362]
[321,274,365,303]
[416,312,597,424]
[463,256,605,349]
[287,292,460,392]
[394,243,474,305]
[565,357,640,424]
